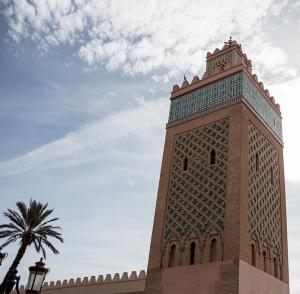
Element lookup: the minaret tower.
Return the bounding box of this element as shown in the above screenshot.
[145,39,289,294]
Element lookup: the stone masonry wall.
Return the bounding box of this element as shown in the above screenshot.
[14,270,146,294]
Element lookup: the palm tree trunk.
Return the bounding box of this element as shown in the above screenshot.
[0,242,28,294]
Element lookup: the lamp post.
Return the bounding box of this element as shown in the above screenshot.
[0,258,49,294]
[4,270,20,294]
[25,258,49,294]
[0,248,8,266]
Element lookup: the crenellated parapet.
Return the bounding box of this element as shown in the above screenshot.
[168,38,283,143]
[13,270,146,293]
[171,38,281,114]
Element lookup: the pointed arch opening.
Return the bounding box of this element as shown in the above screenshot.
[189,241,196,265]
[209,238,217,262]
[183,156,189,171]
[251,243,256,266]
[210,148,216,165]
[169,244,176,267]
[273,257,278,278]
[263,251,267,272]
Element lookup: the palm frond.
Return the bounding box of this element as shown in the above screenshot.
[35,209,54,227]
[40,237,60,255]
[3,210,26,231]
[0,236,19,248]
[37,218,59,229]
[35,228,63,243]
[0,230,19,238]
[38,243,47,259]
[0,223,22,231]
[16,201,28,225]
[33,238,41,253]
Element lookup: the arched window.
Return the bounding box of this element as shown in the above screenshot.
[256,153,260,173]
[270,167,274,186]
[189,242,196,265]
[273,257,278,278]
[183,157,189,171]
[210,149,216,165]
[169,245,176,267]
[209,239,217,262]
[263,251,267,272]
[251,244,256,266]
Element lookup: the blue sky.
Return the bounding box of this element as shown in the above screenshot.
[0,0,300,292]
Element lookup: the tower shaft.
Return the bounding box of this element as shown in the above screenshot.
[145,40,289,294]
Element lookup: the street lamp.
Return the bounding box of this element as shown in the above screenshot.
[0,248,8,266]
[26,258,49,294]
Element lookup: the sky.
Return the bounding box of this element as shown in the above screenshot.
[0,0,300,292]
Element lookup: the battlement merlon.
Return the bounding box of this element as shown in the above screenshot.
[170,38,281,116]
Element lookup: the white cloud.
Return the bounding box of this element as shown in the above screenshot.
[269,76,300,181]
[1,73,300,182]
[2,0,295,80]
[245,34,298,83]
[0,97,169,178]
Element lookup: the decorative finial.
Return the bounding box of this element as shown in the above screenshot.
[224,36,233,46]
[184,74,187,82]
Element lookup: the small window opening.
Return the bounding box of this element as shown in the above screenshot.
[169,245,176,267]
[263,251,267,272]
[273,257,278,278]
[210,149,216,165]
[183,157,189,171]
[270,167,274,186]
[189,242,196,265]
[251,244,256,266]
[209,239,217,262]
[255,153,260,173]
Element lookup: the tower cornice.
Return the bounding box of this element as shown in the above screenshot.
[171,39,281,116]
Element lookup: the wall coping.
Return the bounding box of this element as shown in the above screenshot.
[16,270,146,292]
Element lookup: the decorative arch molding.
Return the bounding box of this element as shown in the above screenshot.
[202,226,224,263]
[180,229,201,266]
[185,228,200,240]
[161,233,182,268]
[249,235,283,281]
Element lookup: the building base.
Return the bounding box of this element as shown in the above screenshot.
[145,260,289,294]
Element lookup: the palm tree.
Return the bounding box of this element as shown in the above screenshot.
[0,199,63,292]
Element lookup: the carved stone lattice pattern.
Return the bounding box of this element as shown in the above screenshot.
[163,119,229,242]
[248,123,282,256]
[207,51,233,74]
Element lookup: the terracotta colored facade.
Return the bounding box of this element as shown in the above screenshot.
[15,39,290,294]
[145,38,289,294]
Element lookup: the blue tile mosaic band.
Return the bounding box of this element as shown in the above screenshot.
[168,73,282,141]
[242,76,282,139]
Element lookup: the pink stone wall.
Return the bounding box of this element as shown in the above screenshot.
[239,260,289,294]
[41,280,145,294]
[161,261,232,294]
[13,271,146,294]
